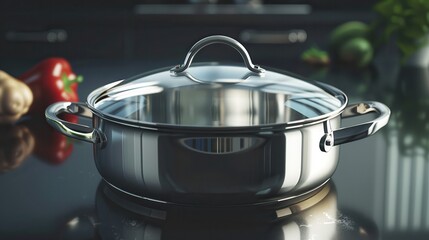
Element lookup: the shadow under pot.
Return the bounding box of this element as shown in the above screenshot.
[45,35,391,206]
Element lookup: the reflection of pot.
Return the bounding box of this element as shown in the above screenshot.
[46,35,390,205]
[0,124,34,172]
[94,181,377,240]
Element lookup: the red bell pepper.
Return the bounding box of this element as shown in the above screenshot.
[19,58,82,114]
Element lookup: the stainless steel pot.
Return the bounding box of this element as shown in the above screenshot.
[45,35,390,206]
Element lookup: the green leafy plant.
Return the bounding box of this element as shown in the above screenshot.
[372,0,429,62]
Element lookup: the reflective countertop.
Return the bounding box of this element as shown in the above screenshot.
[0,57,428,240]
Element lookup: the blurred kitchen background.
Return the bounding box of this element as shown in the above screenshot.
[2,0,429,239]
[0,0,375,64]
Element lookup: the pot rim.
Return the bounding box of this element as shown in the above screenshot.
[86,66,349,133]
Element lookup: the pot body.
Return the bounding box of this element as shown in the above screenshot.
[92,114,340,205]
[45,35,391,205]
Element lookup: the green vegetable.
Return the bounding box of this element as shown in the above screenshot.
[328,21,374,67]
[301,47,330,65]
[338,38,374,67]
[329,21,370,53]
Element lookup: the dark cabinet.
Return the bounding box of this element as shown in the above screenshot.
[0,4,373,62]
[0,10,129,60]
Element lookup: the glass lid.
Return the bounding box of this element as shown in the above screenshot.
[88,35,347,130]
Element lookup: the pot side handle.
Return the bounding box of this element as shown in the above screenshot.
[332,101,391,146]
[45,102,106,144]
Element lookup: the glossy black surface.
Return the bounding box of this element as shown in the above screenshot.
[0,54,428,239]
